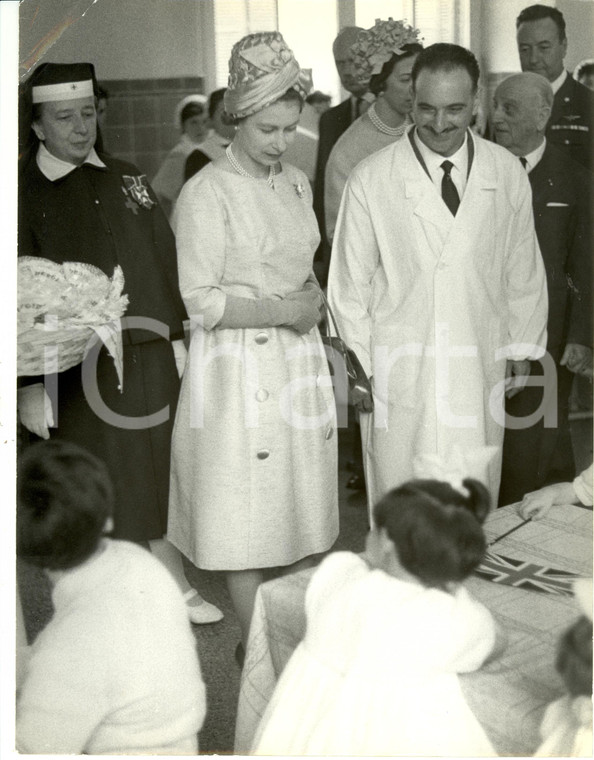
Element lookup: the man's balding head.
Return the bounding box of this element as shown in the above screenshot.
[332,26,367,97]
[492,72,553,156]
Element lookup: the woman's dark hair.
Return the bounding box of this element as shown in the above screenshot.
[208,88,227,119]
[577,62,594,81]
[276,86,304,109]
[556,615,593,696]
[369,43,423,96]
[306,90,331,106]
[516,4,566,42]
[373,478,490,589]
[17,440,114,571]
[411,43,480,93]
[180,101,205,129]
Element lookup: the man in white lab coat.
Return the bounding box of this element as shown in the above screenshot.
[328,44,548,515]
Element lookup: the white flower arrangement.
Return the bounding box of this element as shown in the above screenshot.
[18,257,129,386]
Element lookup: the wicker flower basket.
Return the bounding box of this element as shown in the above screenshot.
[17,257,129,379]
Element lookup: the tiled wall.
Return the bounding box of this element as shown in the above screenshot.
[100,77,205,181]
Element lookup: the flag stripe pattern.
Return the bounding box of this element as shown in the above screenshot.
[474,551,579,596]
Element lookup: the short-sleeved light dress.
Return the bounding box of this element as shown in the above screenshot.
[167,161,339,570]
[252,552,497,756]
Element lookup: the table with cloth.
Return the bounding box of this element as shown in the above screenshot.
[235,503,592,756]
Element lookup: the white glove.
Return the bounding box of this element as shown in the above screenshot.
[18,383,54,440]
[172,339,188,378]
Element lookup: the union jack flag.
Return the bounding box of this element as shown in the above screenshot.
[474,551,579,597]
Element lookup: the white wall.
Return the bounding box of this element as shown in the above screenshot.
[19,0,209,82]
[478,0,593,77]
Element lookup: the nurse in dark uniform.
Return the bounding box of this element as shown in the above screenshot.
[17,62,222,624]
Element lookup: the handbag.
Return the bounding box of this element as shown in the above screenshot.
[319,289,374,412]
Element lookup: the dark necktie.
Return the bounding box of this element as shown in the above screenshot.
[441,160,460,216]
[519,156,528,169]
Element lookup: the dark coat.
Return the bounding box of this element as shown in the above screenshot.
[547,74,594,170]
[529,143,593,355]
[499,143,593,505]
[312,98,354,285]
[184,149,211,182]
[18,154,187,540]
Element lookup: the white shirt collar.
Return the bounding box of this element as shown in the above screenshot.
[550,69,567,95]
[521,138,547,173]
[36,142,106,181]
[413,130,469,195]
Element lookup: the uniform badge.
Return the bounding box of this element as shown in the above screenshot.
[122,174,156,210]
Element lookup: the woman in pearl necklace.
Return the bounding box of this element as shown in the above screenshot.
[325,19,423,243]
[167,31,339,659]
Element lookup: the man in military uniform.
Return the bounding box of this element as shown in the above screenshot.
[492,72,592,505]
[516,4,594,170]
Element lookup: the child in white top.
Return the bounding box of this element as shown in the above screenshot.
[252,476,499,756]
[535,578,593,757]
[16,440,206,755]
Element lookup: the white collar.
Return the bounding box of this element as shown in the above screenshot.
[550,69,567,95]
[36,142,106,181]
[413,131,469,192]
[521,138,547,173]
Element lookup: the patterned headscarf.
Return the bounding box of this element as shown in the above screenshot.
[350,18,422,89]
[224,32,313,119]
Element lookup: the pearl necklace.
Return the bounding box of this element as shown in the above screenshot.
[367,103,411,138]
[226,145,275,188]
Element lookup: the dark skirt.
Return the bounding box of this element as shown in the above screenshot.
[39,339,179,541]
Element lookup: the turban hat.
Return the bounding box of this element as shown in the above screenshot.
[224,32,312,119]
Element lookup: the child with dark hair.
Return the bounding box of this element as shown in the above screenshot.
[252,477,498,756]
[535,578,593,757]
[16,440,206,755]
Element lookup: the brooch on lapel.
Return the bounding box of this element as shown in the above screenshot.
[293,182,305,199]
[121,174,156,213]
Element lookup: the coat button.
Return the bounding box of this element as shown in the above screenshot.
[255,332,268,344]
[94,199,100,204]
[257,449,270,460]
[255,389,269,402]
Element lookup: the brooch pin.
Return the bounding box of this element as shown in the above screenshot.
[294,182,305,199]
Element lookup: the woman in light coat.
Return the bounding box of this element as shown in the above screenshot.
[168,32,339,650]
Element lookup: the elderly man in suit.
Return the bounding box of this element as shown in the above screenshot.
[313,25,366,286]
[329,44,548,515]
[493,72,593,506]
[516,4,594,170]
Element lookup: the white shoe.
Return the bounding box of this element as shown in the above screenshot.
[183,589,224,625]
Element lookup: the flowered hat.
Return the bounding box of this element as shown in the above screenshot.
[224,31,313,119]
[350,18,422,88]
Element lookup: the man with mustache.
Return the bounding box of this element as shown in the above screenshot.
[328,44,548,515]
